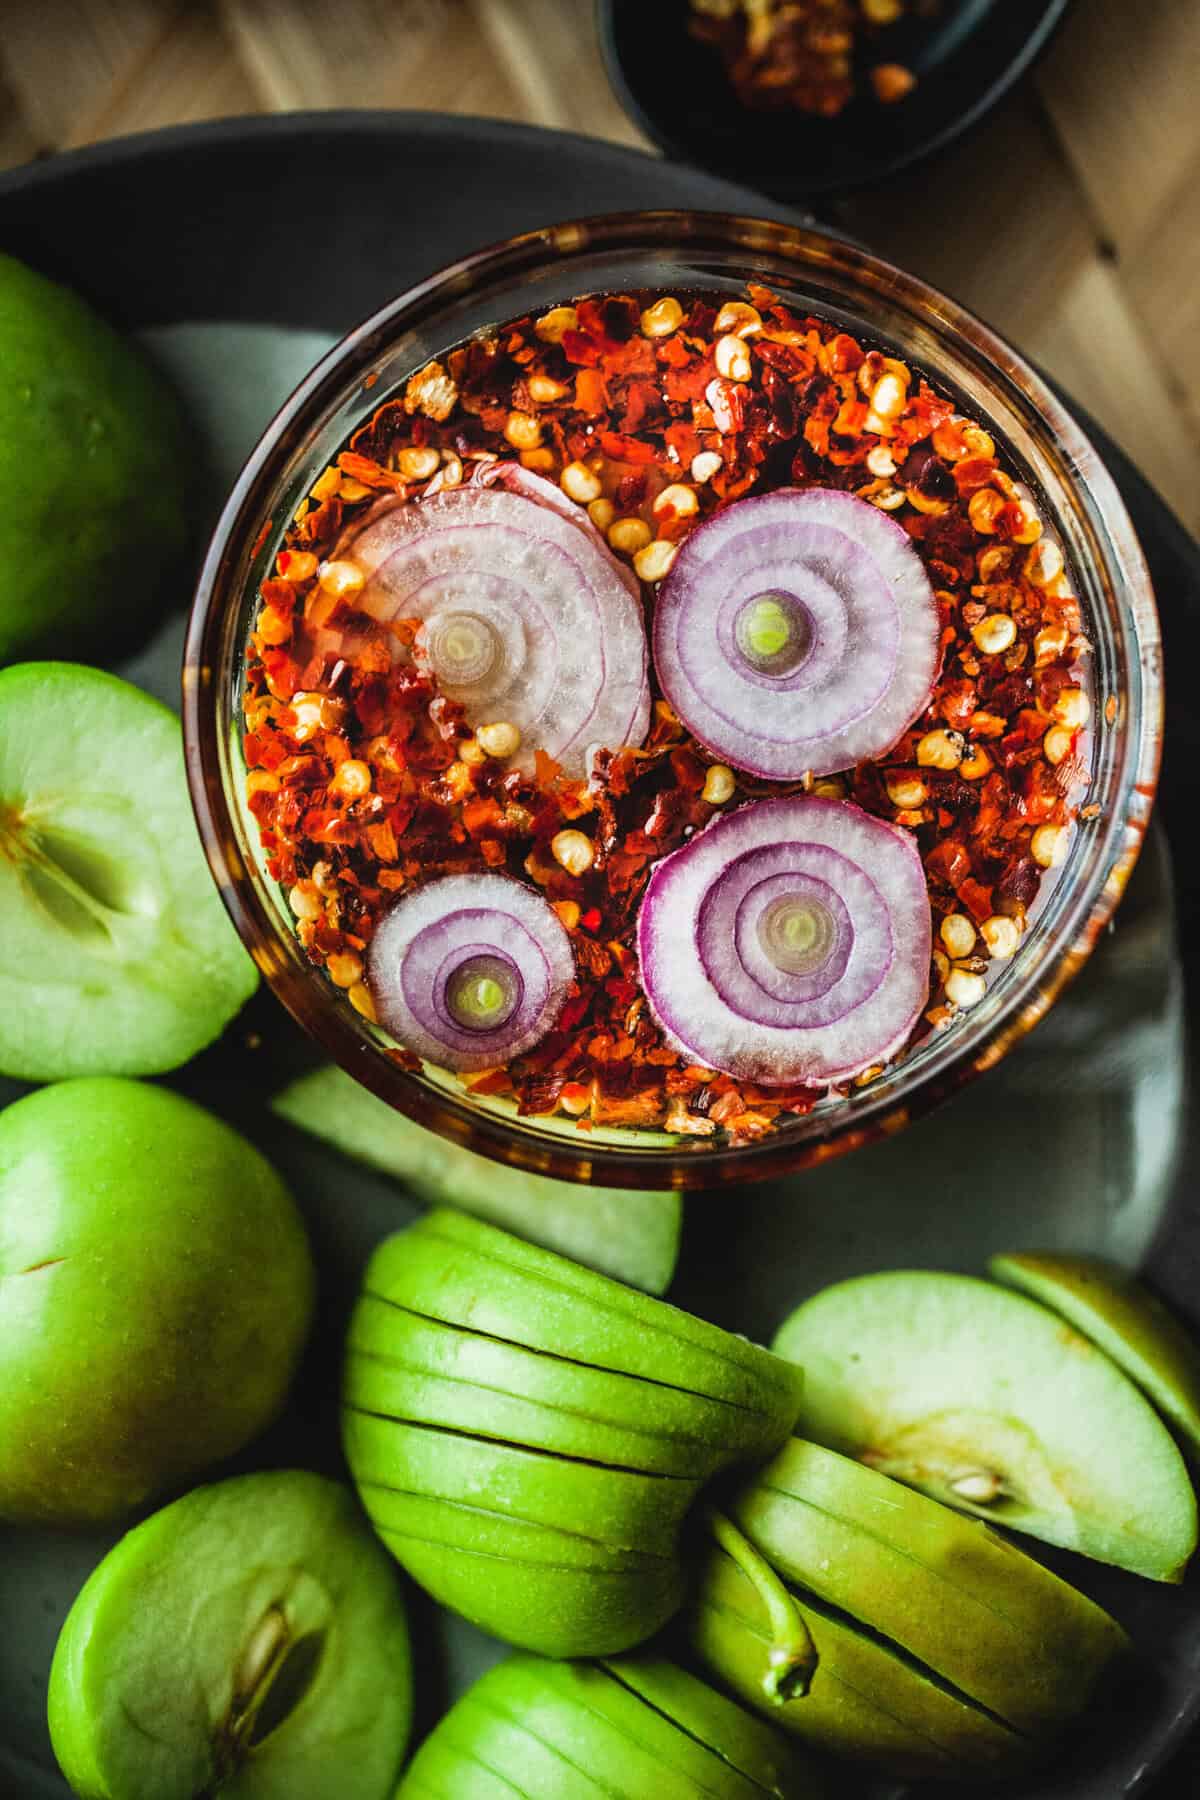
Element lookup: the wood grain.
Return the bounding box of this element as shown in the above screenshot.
[1,0,1197,531]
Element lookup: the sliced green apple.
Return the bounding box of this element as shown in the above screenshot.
[271,1064,682,1294]
[727,1438,1128,1737]
[990,1251,1200,1459]
[48,1470,411,1800]
[396,1653,815,1799]
[773,1271,1197,1582]
[343,1212,804,1659]
[367,1209,802,1435]
[691,1545,1030,1781]
[0,662,256,1079]
[346,1296,789,1476]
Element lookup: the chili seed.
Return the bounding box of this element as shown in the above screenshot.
[397,446,440,481]
[318,559,365,598]
[608,517,653,555]
[713,301,763,337]
[327,951,364,988]
[528,374,569,404]
[1053,687,1090,729]
[959,746,991,780]
[504,412,543,451]
[980,915,1020,960]
[1032,824,1069,868]
[1025,539,1064,588]
[310,466,341,502]
[866,445,897,478]
[476,721,522,760]
[940,914,977,959]
[968,489,1005,534]
[330,759,372,800]
[588,497,616,532]
[870,372,907,420]
[917,730,963,771]
[886,773,927,809]
[634,539,678,582]
[439,451,464,488]
[653,483,699,520]
[714,334,753,382]
[553,899,581,930]
[561,460,603,504]
[932,948,951,982]
[702,764,736,805]
[348,981,377,1021]
[640,296,684,338]
[1034,623,1070,664]
[458,737,487,767]
[289,882,322,921]
[1043,724,1074,766]
[551,829,594,876]
[277,550,318,582]
[945,967,986,1009]
[971,613,1017,656]
[519,448,555,473]
[691,450,723,483]
[534,306,578,343]
[869,484,906,512]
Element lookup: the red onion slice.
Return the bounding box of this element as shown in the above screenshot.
[368,873,575,1071]
[335,481,650,776]
[652,488,940,779]
[637,797,930,1087]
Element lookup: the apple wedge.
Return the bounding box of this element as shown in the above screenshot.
[990,1252,1200,1460]
[773,1270,1197,1581]
[48,1471,411,1800]
[271,1063,682,1293]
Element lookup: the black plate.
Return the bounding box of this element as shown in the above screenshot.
[598,0,1072,200]
[1,114,1198,1800]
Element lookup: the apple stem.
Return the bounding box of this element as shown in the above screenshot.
[705,1508,818,1703]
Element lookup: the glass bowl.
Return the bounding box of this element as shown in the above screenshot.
[183,211,1161,1190]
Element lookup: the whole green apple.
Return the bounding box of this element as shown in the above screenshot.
[0,1077,316,1527]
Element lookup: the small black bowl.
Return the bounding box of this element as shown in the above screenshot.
[598,0,1072,202]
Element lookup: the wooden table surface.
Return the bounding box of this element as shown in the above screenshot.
[2,0,1198,537]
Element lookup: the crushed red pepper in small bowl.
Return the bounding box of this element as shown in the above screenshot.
[241,282,1089,1145]
[689,0,939,116]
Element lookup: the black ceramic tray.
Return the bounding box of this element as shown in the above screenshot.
[1,114,1197,1800]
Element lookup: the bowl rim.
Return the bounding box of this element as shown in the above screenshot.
[183,206,1162,1190]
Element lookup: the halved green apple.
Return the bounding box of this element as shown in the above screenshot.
[48,1471,412,1800]
[773,1271,1197,1581]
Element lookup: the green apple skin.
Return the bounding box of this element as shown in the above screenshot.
[0,253,189,661]
[272,1064,682,1293]
[990,1252,1200,1460]
[690,1545,1031,1782]
[396,1653,818,1799]
[48,1471,412,1800]
[342,1210,804,1658]
[773,1270,1198,1582]
[726,1439,1129,1738]
[0,1077,315,1526]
